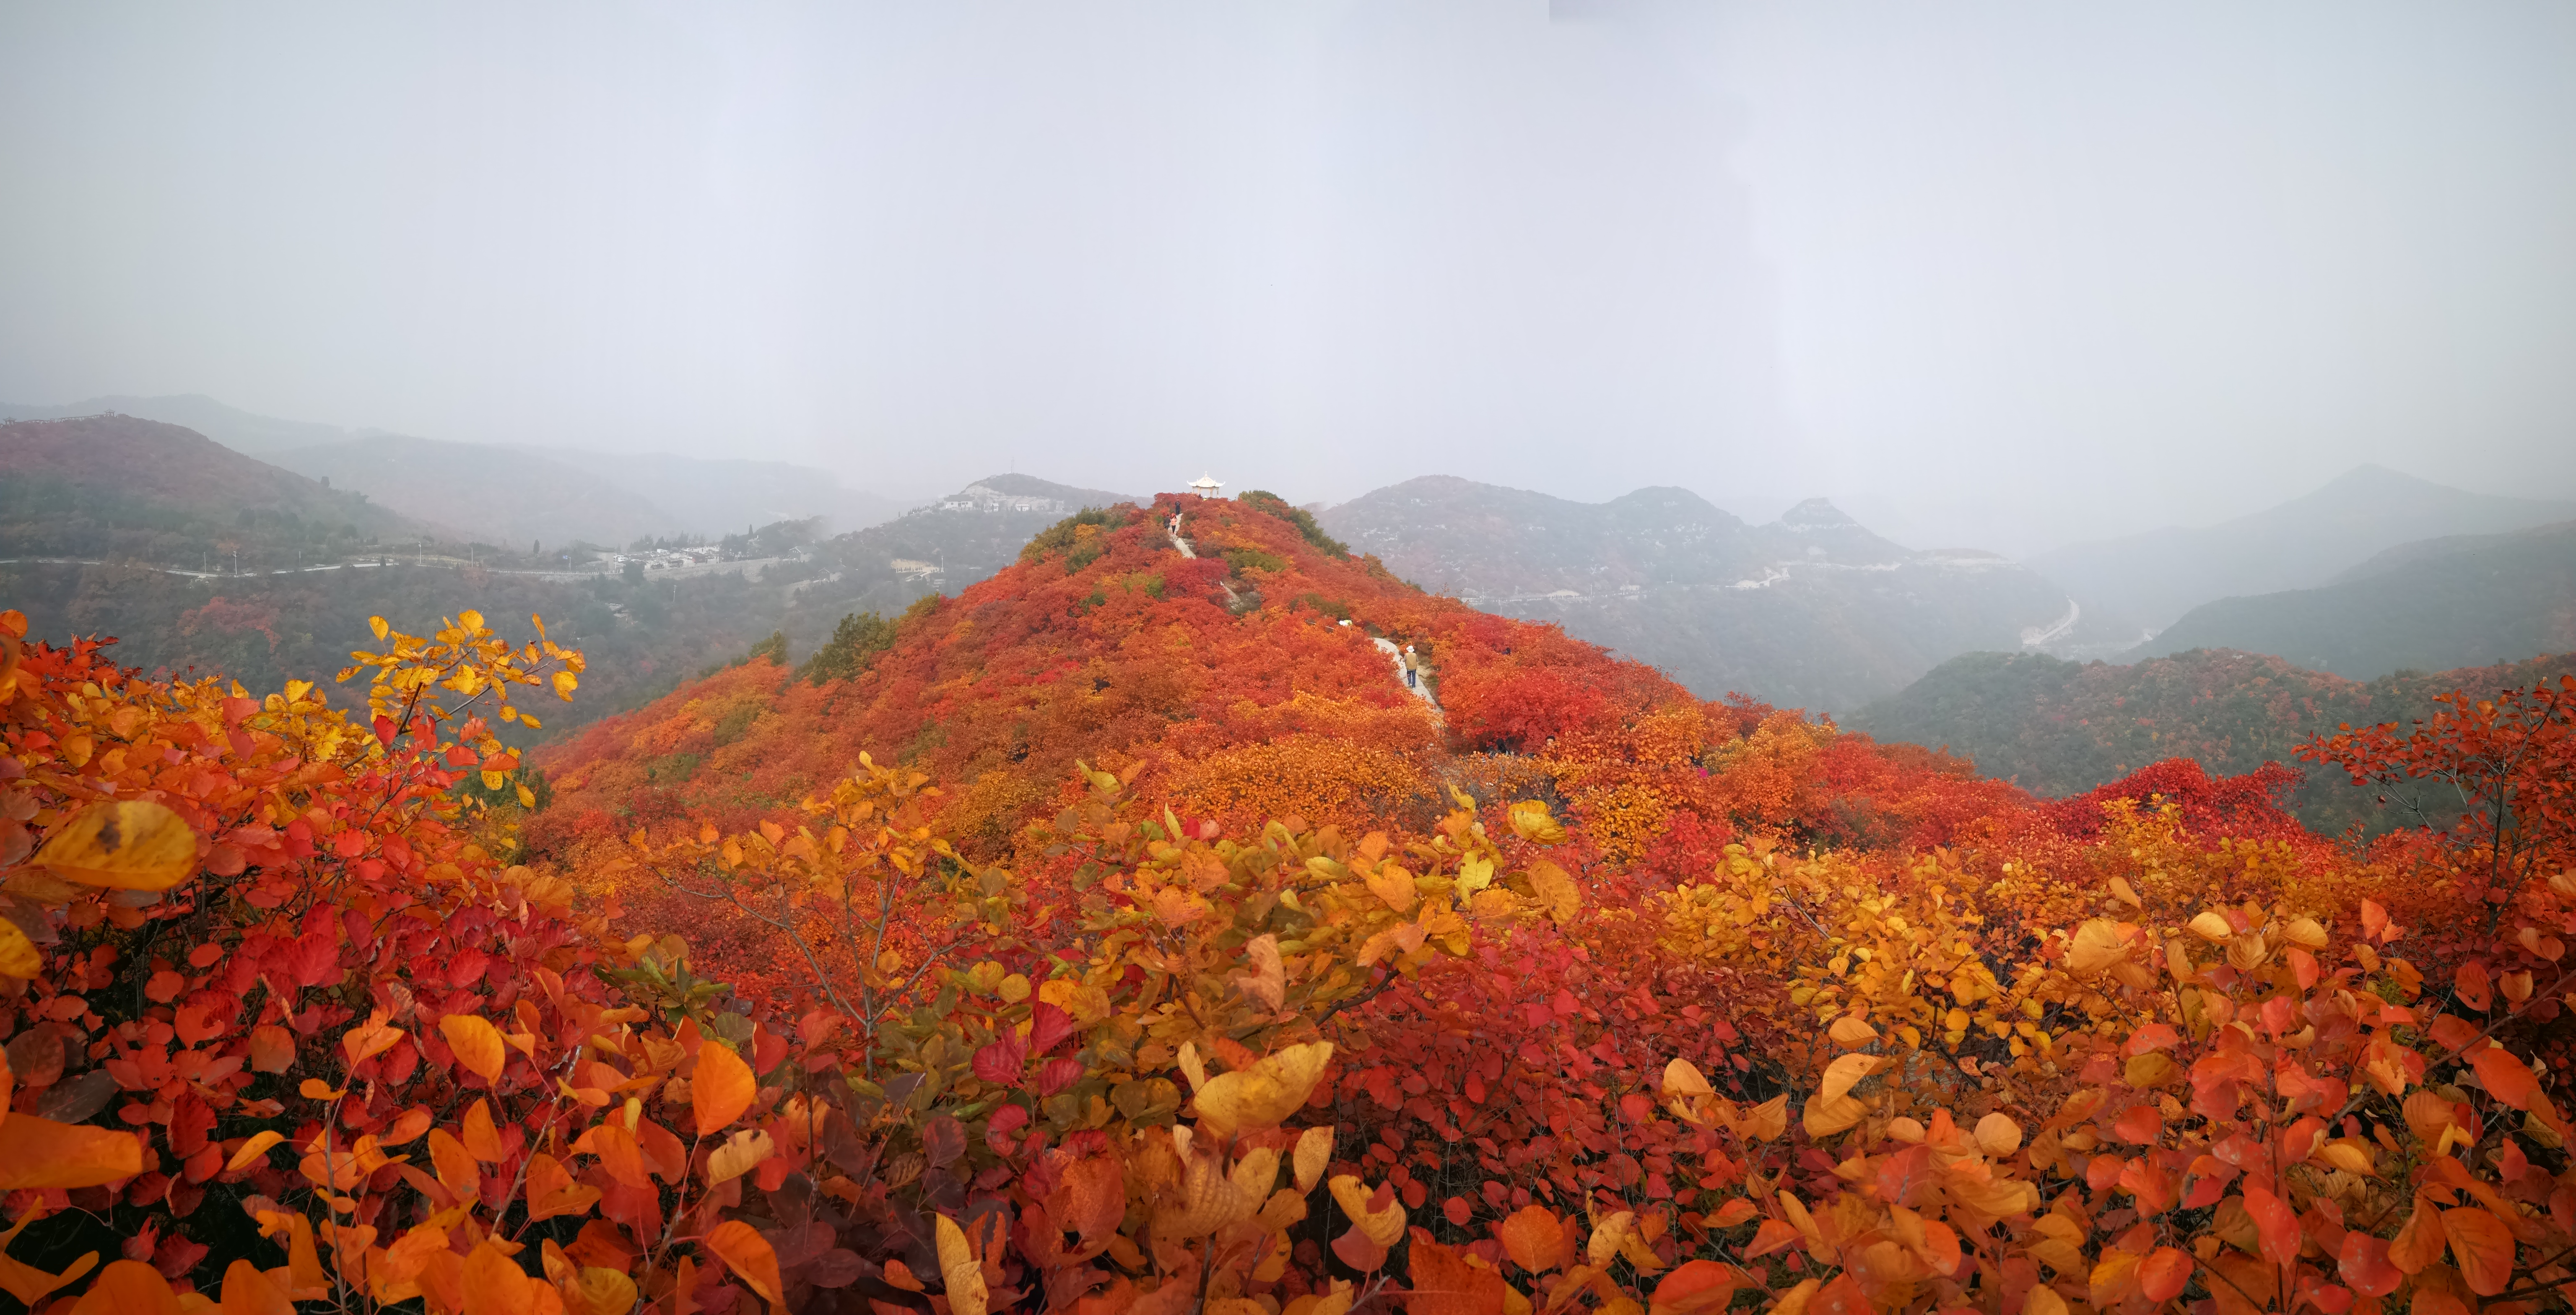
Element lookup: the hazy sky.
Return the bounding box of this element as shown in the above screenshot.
[4,2,2572,555]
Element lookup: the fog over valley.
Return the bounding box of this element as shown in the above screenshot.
[6,3,2574,557]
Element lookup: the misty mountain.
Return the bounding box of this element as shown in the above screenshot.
[269,437,681,550]
[2127,519,2576,677]
[519,447,909,541]
[0,414,445,564]
[0,392,387,453]
[2,392,909,546]
[1849,647,2576,836]
[2027,464,2576,635]
[1319,475,2122,713]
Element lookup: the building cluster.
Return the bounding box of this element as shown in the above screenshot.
[938,483,1072,515]
[607,545,727,571]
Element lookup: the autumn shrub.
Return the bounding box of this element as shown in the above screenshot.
[4,597,2573,1315]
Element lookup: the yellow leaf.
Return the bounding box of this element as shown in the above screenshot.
[226,1130,286,1173]
[1328,1175,1407,1246]
[514,783,536,808]
[693,1041,756,1135]
[2066,920,2128,974]
[932,1215,987,1315]
[572,1267,637,1315]
[2108,877,2142,909]
[1802,1092,1866,1138]
[707,1128,776,1185]
[1193,1042,1335,1136]
[1740,1094,1789,1141]
[553,670,578,699]
[2318,1139,2376,1176]
[35,800,198,891]
[0,1114,143,1189]
[0,920,39,979]
[1293,1125,1335,1193]
[1508,800,1566,845]
[2188,912,2234,943]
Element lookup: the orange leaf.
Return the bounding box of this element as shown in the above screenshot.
[2112,1104,2163,1144]
[2339,1233,2402,1297]
[0,1113,143,1188]
[1408,1232,1511,1315]
[1495,1205,1570,1274]
[248,1026,295,1074]
[525,1152,600,1221]
[709,1218,786,1306]
[340,1010,405,1068]
[2442,1208,2516,1297]
[298,1078,346,1101]
[576,1120,653,1189]
[462,1241,538,1315]
[2242,1185,2300,1267]
[66,1259,181,1314]
[2139,1247,2192,1302]
[216,1258,296,1315]
[225,1130,286,1173]
[2389,1195,2444,1273]
[692,1042,755,1136]
[1651,1260,1743,1315]
[462,1099,505,1161]
[428,1128,480,1197]
[1744,1219,1804,1260]
[441,1014,507,1082]
[2469,1045,2541,1112]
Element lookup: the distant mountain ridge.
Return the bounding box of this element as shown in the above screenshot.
[2128,518,2576,676]
[0,393,909,546]
[2028,464,2576,634]
[1320,474,2124,713]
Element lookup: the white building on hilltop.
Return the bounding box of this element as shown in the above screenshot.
[1189,475,1223,494]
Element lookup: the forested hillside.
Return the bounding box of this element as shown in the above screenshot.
[0,414,442,566]
[1852,645,2576,834]
[1321,475,2119,712]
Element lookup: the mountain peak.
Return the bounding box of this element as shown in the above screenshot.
[969,473,1144,507]
[1776,497,1859,530]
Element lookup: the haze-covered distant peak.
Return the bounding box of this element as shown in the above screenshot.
[949,473,1144,511]
[1776,498,1859,530]
[1601,486,1745,527]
